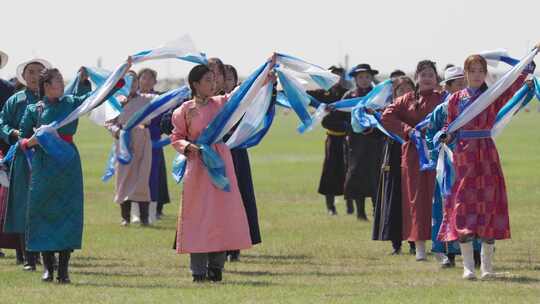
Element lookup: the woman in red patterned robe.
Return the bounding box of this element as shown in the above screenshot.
[439,51,537,280]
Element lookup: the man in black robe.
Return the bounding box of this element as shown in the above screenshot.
[308,66,350,215]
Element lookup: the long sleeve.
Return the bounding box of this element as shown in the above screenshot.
[75,80,92,96]
[0,96,18,145]
[72,92,93,108]
[170,105,191,155]
[19,106,37,139]
[425,103,447,162]
[321,111,348,132]
[104,117,121,138]
[381,95,413,140]
[493,73,527,113]
[160,108,175,135]
[444,93,460,133]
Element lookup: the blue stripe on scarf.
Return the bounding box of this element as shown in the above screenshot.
[237,103,276,149]
[101,143,116,182]
[117,86,191,164]
[276,69,313,133]
[172,62,270,190]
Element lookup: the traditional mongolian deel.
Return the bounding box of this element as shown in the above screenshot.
[171,94,252,253]
[381,90,443,241]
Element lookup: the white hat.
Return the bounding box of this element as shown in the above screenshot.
[16,58,52,86]
[0,50,8,69]
[441,66,464,85]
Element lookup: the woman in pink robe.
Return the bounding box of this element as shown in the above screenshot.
[438,52,537,280]
[381,60,443,261]
[171,64,252,282]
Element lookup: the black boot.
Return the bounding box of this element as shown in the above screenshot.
[23,251,37,271]
[391,240,402,255]
[57,250,71,284]
[325,195,337,216]
[355,198,367,221]
[447,253,456,268]
[473,249,481,269]
[139,202,150,226]
[192,274,206,283]
[345,200,354,215]
[120,201,131,226]
[157,203,164,220]
[41,252,55,282]
[207,267,222,282]
[228,250,240,262]
[16,249,24,265]
[408,241,416,255]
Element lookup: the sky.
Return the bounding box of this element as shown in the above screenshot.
[1,0,539,80]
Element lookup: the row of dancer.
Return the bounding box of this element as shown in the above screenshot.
[313,41,540,280]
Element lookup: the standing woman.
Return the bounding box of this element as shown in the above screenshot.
[105,71,154,227]
[438,50,538,280]
[381,60,443,261]
[1,58,51,270]
[138,68,171,220]
[222,64,262,262]
[426,66,468,268]
[170,64,253,282]
[343,64,385,220]
[0,49,17,260]
[372,75,415,255]
[18,65,126,283]
[309,66,349,215]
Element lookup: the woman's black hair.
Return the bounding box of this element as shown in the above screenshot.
[224,64,238,85]
[390,69,406,79]
[208,57,225,77]
[38,68,61,97]
[138,68,157,81]
[188,64,212,96]
[414,60,438,99]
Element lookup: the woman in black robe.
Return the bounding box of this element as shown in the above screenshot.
[372,73,415,255]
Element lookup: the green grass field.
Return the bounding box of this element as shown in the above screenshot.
[1,110,539,303]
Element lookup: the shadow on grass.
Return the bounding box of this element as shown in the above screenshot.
[238,254,322,266]
[242,254,312,260]
[143,225,176,231]
[73,256,128,262]
[70,262,135,268]
[71,270,184,278]
[71,279,277,288]
[221,280,278,287]
[227,269,363,277]
[71,281,185,289]
[485,274,540,284]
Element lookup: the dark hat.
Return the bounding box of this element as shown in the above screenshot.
[349,63,379,77]
[328,65,345,75]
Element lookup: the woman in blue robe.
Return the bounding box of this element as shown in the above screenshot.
[425,66,480,267]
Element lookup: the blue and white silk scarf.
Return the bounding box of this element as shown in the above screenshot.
[35,35,206,162]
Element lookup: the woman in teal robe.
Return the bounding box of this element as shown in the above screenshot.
[19,67,120,283]
[0,60,48,270]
